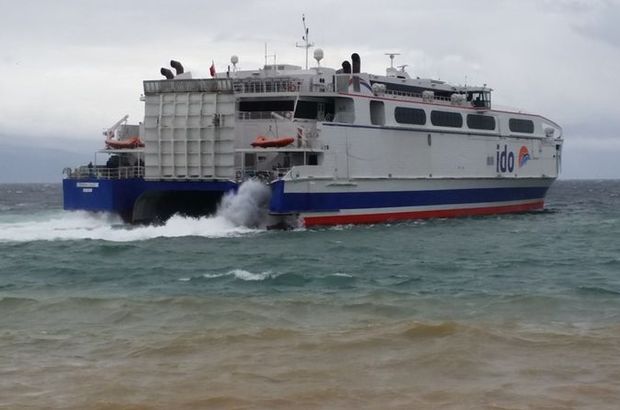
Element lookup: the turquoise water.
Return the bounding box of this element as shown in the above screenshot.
[1,180,619,409]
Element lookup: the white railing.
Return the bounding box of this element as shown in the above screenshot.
[382,89,491,109]
[384,89,450,102]
[235,167,290,183]
[233,78,303,94]
[67,166,145,180]
[237,111,293,120]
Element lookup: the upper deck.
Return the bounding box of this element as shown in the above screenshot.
[227,72,491,110]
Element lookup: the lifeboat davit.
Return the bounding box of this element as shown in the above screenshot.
[251,135,295,148]
[105,136,145,149]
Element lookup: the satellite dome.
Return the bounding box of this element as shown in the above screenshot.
[313,48,324,62]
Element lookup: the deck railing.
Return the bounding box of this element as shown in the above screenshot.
[237,111,293,120]
[67,165,145,180]
[233,78,302,94]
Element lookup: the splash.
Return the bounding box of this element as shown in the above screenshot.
[0,180,272,242]
[218,179,271,228]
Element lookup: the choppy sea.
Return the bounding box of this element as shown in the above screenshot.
[1,180,619,409]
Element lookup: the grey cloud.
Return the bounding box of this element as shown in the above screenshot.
[1,0,619,179]
[573,3,620,48]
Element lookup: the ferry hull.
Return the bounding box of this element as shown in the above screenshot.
[63,178,144,221]
[270,178,552,227]
[63,178,237,223]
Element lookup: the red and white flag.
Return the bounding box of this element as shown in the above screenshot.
[209,60,216,77]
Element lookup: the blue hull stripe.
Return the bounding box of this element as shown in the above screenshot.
[63,178,237,216]
[270,182,549,213]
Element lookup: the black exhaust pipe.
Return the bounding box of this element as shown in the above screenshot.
[170,60,184,75]
[351,53,360,73]
[160,67,174,80]
[351,53,360,92]
[341,60,351,74]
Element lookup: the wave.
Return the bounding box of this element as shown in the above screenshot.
[400,321,461,338]
[205,269,278,281]
[0,211,260,243]
[179,269,279,282]
[577,286,620,296]
[0,180,271,243]
[179,270,357,286]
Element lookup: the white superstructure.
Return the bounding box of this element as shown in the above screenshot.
[137,49,562,226]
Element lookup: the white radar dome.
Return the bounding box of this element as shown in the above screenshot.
[313,48,324,63]
[231,55,239,65]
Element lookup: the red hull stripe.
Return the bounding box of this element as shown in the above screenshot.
[303,200,545,227]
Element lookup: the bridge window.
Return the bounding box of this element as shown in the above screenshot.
[509,118,534,133]
[467,91,491,108]
[467,114,496,130]
[394,107,426,125]
[431,110,463,128]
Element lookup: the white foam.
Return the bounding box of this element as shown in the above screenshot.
[218,179,271,228]
[229,269,275,281]
[204,269,276,281]
[0,180,272,243]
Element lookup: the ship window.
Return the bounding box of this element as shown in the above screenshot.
[244,153,256,167]
[431,110,463,128]
[294,100,335,121]
[467,114,496,130]
[394,107,426,125]
[333,98,355,123]
[509,118,534,133]
[295,100,319,119]
[467,91,491,108]
[370,101,385,125]
[239,100,294,112]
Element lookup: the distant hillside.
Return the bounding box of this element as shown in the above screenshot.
[0,136,100,183]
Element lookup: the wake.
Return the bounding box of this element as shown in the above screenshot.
[0,180,271,243]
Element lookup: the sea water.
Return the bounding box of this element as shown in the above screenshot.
[0,180,619,409]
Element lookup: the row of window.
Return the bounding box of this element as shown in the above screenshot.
[238,99,535,134]
[393,107,534,133]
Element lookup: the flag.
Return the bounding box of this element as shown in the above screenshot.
[210,60,216,77]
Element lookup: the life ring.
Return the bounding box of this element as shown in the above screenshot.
[288,83,297,92]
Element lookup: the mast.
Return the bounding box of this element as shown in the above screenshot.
[296,14,314,70]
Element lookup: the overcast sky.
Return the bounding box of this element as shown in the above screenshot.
[1,0,619,180]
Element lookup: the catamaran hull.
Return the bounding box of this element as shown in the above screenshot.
[270,177,553,227]
[63,178,237,223]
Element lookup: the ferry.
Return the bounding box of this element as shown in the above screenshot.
[63,24,563,227]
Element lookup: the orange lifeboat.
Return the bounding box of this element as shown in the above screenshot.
[105,136,145,149]
[251,135,295,148]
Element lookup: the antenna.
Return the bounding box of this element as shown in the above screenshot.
[296,14,314,70]
[264,43,276,68]
[385,53,400,69]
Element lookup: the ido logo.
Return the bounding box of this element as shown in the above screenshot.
[496,144,515,173]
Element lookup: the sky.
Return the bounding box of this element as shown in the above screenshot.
[1,0,619,181]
